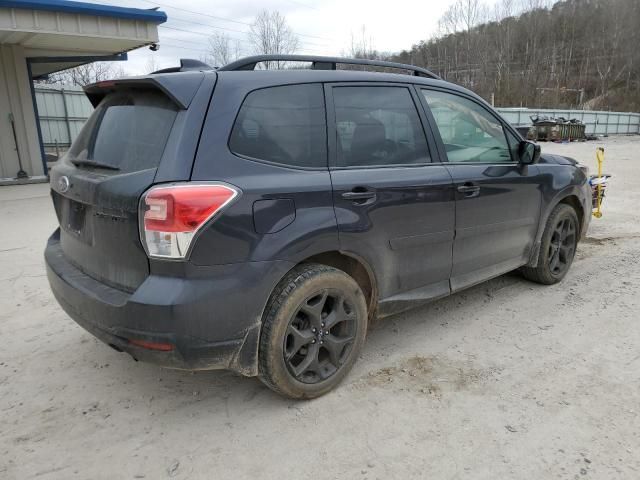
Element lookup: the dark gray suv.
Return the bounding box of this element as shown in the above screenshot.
[45,55,591,398]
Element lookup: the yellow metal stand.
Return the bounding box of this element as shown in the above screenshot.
[593,147,604,218]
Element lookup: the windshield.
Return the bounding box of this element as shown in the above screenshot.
[67,89,178,173]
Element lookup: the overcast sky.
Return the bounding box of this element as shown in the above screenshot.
[82,0,465,74]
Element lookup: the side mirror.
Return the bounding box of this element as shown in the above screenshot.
[519,140,541,165]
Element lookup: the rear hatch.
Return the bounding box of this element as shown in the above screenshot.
[49,73,211,292]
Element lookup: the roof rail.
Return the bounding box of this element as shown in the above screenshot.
[152,58,213,74]
[217,55,441,79]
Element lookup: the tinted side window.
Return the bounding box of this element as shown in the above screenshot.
[332,86,430,167]
[422,90,512,163]
[229,84,326,168]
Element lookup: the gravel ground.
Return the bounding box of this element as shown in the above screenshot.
[1,136,639,480]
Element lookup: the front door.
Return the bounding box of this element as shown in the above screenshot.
[420,88,543,291]
[326,84,455,312]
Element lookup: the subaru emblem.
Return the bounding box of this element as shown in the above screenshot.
[58,176,70,193]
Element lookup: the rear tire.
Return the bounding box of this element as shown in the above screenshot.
[522,204,579,285]
[258,264,367,399]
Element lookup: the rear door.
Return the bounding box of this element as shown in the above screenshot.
[49,74,214,292]
[326,83,455,310]
[419,88,543,291]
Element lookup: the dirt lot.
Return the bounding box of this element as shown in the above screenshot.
[1,137,639,479]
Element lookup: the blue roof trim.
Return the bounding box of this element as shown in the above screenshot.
[0,0,167,23]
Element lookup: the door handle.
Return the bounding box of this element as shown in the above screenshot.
[342,189,377,205]
[457,183,480,198]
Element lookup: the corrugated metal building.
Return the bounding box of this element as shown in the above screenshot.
[35,84,92,161]
[0,0,166,183]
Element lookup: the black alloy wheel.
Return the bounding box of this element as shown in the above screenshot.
[548,217,577,276]
[521,203,579,285]
[284,290,356,383]
[258,264,368,399]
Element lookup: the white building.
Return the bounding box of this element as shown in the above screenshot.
[0,0,166,182]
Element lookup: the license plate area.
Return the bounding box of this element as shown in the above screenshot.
[61,198,93,244]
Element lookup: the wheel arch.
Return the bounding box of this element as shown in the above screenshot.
[243,251,377,377]
[558,194,584,237]
[528,189,586,267]
[299,250,378,320]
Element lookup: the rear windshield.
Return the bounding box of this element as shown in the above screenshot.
[67,89,178,173]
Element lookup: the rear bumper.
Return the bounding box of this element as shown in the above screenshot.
[45,229,293,375]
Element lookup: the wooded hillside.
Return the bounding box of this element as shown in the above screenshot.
[392,0,640,111]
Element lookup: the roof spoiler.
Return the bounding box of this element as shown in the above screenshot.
[83,71,206,109]
[151,59,213,74]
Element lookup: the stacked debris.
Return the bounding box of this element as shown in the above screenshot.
[526,115,586,141]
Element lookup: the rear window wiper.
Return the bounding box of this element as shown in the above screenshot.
[71,159,120,171]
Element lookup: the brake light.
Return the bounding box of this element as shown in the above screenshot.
[140,183,239,259]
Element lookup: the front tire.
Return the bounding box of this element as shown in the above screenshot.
[258,264,367,399]
[522,204,579,285]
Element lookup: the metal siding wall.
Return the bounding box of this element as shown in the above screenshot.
[34,86,93,154]
[497,108,640,135]
[0,47,18,178]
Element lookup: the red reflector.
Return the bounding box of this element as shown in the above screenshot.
[143,185,237,233]
[128,339,175,351]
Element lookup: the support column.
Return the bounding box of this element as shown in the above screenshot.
[0,44,45,178]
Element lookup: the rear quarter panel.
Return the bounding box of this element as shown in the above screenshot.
[188,73,340,266]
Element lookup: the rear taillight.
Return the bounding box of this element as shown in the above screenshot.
[140,183,239,259]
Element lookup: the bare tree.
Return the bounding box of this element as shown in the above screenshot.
[458,0,483,32]
[44,62,126,86]
[206,32,242,67]
[389,0,640,111]
[249,10,299,69]
[145,56,159,74]
[440,3,462,34]
[349,25,378,59]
